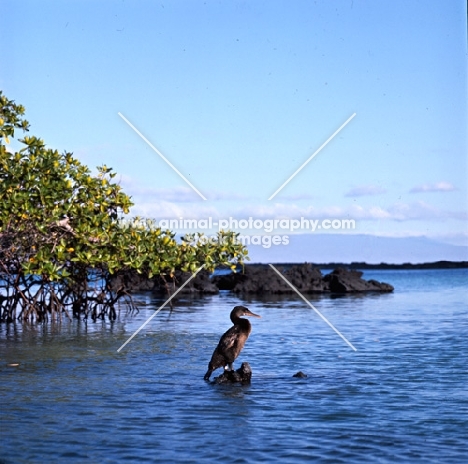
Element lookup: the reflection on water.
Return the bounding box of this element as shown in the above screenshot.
[1,269,467,462]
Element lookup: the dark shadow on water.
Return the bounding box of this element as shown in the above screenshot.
[212,383,252,399]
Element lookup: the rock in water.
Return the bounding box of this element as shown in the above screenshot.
[211,264,393,294]
[322,268,394,292]
[213,362,252,385]
[110,269,219,294]
[293,371,308,378]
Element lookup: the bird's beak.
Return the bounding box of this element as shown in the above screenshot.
[246,310,261,318]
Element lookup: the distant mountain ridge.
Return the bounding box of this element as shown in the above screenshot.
[246,234,468,264]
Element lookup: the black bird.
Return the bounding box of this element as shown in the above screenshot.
[204,305,261,381]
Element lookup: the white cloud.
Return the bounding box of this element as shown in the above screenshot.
[351,205,393,219]
[228,201,467,222]
[116,174,467,225]
[387,201,466,221]
[345,185,387,197]
[208,191,252,201]
[409,182,457,193]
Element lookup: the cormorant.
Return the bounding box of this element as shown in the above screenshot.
[204,305,261,381]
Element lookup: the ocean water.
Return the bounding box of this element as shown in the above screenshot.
[1,269,467,463]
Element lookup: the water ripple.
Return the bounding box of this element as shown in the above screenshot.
[1,269,467,462]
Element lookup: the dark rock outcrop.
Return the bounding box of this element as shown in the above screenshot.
[165,270,219,295]
[212,264,327,294]
[283,264,327,293]
[212,362,252,385]
[213,265,288,294]
[110,269,218,294]
[322,267,394,293]
[111,264,393,295]
[211,271,247,291]
[109,270,158,292]
[212,264,393,294]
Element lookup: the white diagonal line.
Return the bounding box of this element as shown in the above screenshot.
[117,264,206,352]
[269,264,357,351]
[118,112,207,201]
[268,112,356,200]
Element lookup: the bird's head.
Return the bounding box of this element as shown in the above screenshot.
[231,305,261,319]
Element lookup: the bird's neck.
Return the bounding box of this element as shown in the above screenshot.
[231,316,251,328]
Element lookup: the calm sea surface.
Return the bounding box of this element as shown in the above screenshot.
[1,269,467,463]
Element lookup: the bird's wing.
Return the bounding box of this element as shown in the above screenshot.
[217,325,241,352]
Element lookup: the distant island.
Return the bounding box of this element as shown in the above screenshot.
[262,260,468,270]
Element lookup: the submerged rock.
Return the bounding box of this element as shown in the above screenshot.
[212,362,252,385]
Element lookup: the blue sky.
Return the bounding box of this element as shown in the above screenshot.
[2,0,467,252]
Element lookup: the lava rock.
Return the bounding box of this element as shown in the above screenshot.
[322,267,394,293]
[162,270,219,295]
[284,264,327,293]
[109,270,157,292]
[213,362,252,385]
[110,269,219,294]
[111,264,393,295]
[212,264,326,294]
[210,271,247,290]
[213,264,393,294]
